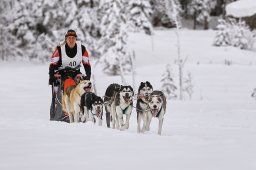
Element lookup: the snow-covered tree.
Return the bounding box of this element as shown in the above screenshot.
[161,64,177,99]
[230,19,254,50]
[0,0,42,61]
[214,18,255,50]
[213,19,230,46]
[33,33,55,62]
[127,0,153,35]
[98,0,132,77]
[0,0,11,60]
[151,0,179,28]
[189,0,215,29]
[75,0,101,58]
[165,0,182,28]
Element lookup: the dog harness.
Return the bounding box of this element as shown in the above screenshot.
[61,41,82,68]
[121,105,129,114]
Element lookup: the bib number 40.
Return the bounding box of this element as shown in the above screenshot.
[69,61,77,67]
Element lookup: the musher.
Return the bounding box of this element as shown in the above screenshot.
[48,29,91,122]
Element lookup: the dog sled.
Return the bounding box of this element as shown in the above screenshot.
[50,66,83,122]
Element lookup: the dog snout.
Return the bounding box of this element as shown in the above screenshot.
[125,93,130,97]
[153,105,157,109]
[85,82,91,88]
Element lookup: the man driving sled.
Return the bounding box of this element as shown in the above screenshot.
[48,29,91,122]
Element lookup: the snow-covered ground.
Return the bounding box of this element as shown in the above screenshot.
[0,29,256,170]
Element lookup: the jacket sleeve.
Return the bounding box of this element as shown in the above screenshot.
[81,45,91,80]
[49,47,61,85]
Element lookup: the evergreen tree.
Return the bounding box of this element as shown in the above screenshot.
[150,0,175,28]
[75,0,101,58]
[165,0,182,28]
[98,0,132,76]
[0,0,11,60]
[40,0,100,58]
[1,0,41,60]
[161,64,177,99]
[1,0,101,61]
[214,18,255,50]
[189,0,215,29]
[178,0,191,18]
[213,19,230,46]
[127,0,153,35]
[231,19,251,50]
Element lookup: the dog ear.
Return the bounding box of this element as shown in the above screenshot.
[119,85,123,91]
[157,97,162,103]
[129,86,133,92]
[146,81,153,89]
[81,75,89,80]
[114,85,121,92]
[148,95,152,102]
[129,86,134,96]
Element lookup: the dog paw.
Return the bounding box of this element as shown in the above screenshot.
[81,116,86,123]
[141,127,147,133]
[125,124,129,129]
[98,120,102,126]
[121,124,129,130]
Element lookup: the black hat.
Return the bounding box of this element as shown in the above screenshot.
[65,29,77,38]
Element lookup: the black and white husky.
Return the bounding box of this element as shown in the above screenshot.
[80,92,104,125]
[104,84,134,130]
[136,81,153,133]
[147,91,167,135]
[104,83,121,128]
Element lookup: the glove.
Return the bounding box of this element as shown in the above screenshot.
[76,74,83,79]
[54,73,61,79]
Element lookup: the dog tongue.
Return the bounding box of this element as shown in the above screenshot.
[123,96,130,103]
[96,110,101,117]
[84,87,91,92]
[151,109,158,117]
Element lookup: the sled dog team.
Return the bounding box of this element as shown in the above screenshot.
[62,79,166,135]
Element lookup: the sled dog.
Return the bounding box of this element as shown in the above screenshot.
[62,79,92,123]
[136,81,153,133]
[104,83,121,128]
[104,84,134,130]
[80,92,104,126]
[147,91,167,135]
